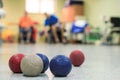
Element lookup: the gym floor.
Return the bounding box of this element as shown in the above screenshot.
[0,43,120,80]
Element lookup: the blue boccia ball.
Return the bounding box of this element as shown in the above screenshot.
[50,55,72,77]
[37,53,49,73]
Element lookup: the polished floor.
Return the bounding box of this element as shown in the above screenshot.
[0,43,120,80]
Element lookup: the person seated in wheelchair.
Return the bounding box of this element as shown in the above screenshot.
[43,13,66,43]
[18,11,33,44]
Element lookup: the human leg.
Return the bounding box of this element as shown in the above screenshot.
[25,27,32,43]
[60,22,67,43]
[51,25,59,43]
[19,27,24,43]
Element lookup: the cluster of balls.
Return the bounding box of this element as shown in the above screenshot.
[9,50,85,77]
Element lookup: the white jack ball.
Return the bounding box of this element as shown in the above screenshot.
[21,54,43,77]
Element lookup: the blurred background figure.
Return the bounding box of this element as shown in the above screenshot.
[43,13,66,43]
[0,0,6,45]
[18,11,33,44]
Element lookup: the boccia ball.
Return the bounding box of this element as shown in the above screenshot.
[20,55,43,77]
[37,53,49,73]
[70,50,85,66]
[9,53,25,73]
[50,55,72,77]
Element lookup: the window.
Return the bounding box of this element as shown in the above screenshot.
[25,0,54,14]
[40,0,54,14]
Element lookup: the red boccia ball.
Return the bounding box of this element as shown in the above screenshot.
[9,53,25,73]
[70,50,85,66]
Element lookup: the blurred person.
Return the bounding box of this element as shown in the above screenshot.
[18,11,33,43]
[43,13,66,43]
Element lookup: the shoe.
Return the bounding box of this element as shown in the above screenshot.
[62,38,68,44]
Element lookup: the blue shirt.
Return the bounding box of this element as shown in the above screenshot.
[44,15,58,26]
